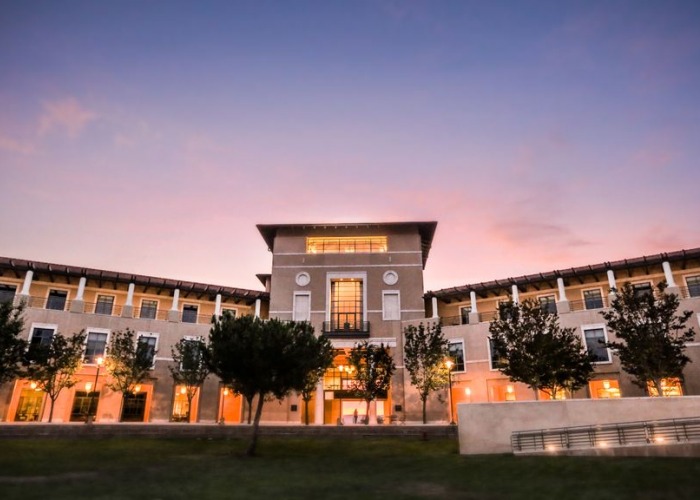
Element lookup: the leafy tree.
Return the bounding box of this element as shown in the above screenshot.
[105,328,155,420]
[299,338,334,425]
[169,337,210,422]
[347,341,396,424]
[602,282,696,396]
[489,299,594,400]
[403,322,450,424]
[208,315,332,456]
[24,330,87,422]
[0,301,27,386]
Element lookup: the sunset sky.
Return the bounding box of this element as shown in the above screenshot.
[1,1,699,292]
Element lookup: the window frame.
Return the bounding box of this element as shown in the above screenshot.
[45,288,70,311]
[537,294,557,314]
[459,305,471,325]
[139,298,159,319]
[684,275,700,298]
[488,338,507,371]
[325,272,367,325]
[0,282,17,304]
[293,292,311,322]
[448,339,465,373]
[83,328,110,365]
[181,303,199,324]
[581,324,612,364]
[28,323,57,346]
[630,281,654,298]
[94,294,115,315]
[136,332,159,368]
[581,287,605,310]
[382,290,401,321]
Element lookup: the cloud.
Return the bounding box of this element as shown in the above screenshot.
[38,97,97,138]
[0,134,34,154]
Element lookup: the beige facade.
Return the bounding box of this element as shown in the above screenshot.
[1,223,700,425]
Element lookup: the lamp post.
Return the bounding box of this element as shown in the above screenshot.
[220,387,229,424]
[445,359,455,425]
[86,356,104,423]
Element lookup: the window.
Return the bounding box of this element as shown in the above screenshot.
[330,279,363,330]
[538,295,557,314]
[0,284,16,304]
[589,379,621,399]
[647,378,683,397]
[70,391,99,421]
[121,392,147,422]
[293,293,311,321]
[382,291,400,321]
[221,308,237,318]
[180,338,204,370]
[460,306,471,325]
[489,338,507,370]
[28,326,54,360]
[137,335,158,366]
[307,236,387,254]
[182,304,198,323]
[583,327,610,363]
[140,299,158,319]
[84,331,108,364]
[632,282,653,298]
[686,276,700,298]
[583,289,604,310]
[172,386,190,421]
[46,290,67,310]
[448,341,465,372]
[95,295,114,315]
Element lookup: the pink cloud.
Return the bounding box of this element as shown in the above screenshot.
[0,134,34,154]
[38,97,97,138]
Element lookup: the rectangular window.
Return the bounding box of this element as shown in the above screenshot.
[632,282,653,298]
[589,379,621,399]
[95,295,114,315]
[28,326,55,360]
[180,338,204,371]
[382,291,400,321]
[583,327,610,363]
[137,335,158,366]
[307,236,388,254]
[221,308,237,318]
[330,279,363,330]
[46,290,67,310]
[489,338,507,370]
[172,387,190,421]
[139,299,158,319]
[647,378,683,397]
[293,293,311,321]
[448,341,465,372]
[182,305,198,323]
[583,289,604,310]
[460,306,471,325]
[686,276,700,298]
[538,295,557,314]
[0,284,16,304]
[84,331,108,364]
[70,391,99,421]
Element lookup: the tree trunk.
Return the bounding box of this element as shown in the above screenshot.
[422,395,427,424]
[303,399,309,425]
[533,388,540,400]
[653,378,664,397]
[186,394,194,423]
[48,396,57,423]
[365,400,371,425]
[245,394,266,457]
[246,396,254,424]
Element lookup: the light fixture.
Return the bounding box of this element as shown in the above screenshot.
[96,356,104,366]
[180,386,187,395]
[339,365,344,372]
[30,382,37,390]
[464,387,471,396]
[134,384,141,393]
[506,385,514,394]
[602,380,610,390]
[223,388,229,396]
[85,382,93,392]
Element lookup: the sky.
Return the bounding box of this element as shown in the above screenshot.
[1,0,699,292]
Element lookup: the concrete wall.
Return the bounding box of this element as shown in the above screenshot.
[457,396,700,454]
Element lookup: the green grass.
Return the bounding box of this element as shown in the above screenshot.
[0,437,698,499]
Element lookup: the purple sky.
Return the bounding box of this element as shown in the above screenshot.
[1,1,699,292]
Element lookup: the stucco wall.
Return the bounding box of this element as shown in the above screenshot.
[457,396,700,454]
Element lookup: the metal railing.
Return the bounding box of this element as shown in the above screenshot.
[568,297,609,312]
[511,416,700,454]
[322,321,370,338]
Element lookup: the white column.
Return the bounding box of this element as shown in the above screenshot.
[20,270,33,296]
[468,290,480,323]
[557,278,567,302]
[125,283,135,307]
[170,289,180,311]
[607,270,617,291]
[214,294,222,317]
[662,261,677,287]
[511,284,519,304]
[314,380,324,424]
[75,277,87,301]
[431,296,439,318]
[70,276,87,313]
[254,298,261,318]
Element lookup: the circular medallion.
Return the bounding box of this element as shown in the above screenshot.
[295,272,311,287]
[383,270,399,285]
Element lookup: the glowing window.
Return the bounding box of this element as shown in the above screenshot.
[589,379,621,399]
[647,378,683,397]
[306,236,387,254]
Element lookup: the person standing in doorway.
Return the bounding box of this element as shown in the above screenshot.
[353,409,358,424]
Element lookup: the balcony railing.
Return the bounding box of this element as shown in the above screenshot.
[322,321,370,338]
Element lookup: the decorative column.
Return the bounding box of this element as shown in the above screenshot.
[556,277,570,313]
[314,380,324,424]
[254,298,261,318]
[70,277,87,313]
[511,284,520,304]
[662,261,680,295]
[214,294,222,317]
[607,269,617,304]
[17,270,33,306]
[122,283,135,318]
[468,291,480,324]
[431,296,439,318]
[167,288,180,322]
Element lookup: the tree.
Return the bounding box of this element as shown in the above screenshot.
[299,337,334,425]
[347,341,396,424]
[403,322,450,424]
[105,329,155,420]
[169,337,210,422]
[24,330,87,422]
[208,315,332,456]
[0,301,27,386]
[601,282,696,396]
[489,299,594,400]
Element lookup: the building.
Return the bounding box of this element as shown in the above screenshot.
[1,222,699,424]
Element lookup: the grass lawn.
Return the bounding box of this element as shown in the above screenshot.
[1,436,698,499]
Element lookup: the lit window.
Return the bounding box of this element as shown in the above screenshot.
[46,290,67,310]
[140,300,158,319]
[589,379,621,399]
[583,289,604,310]
[460,306,471,325]
[306,236,388,254]
[686,276,700,298]
[95,295,114,315]
[84,331,108,364]
[488,381,516,402]
[172,386,191,421]
[448,341,465,372]
[647,378,683,397]
[0,284,16,304]
[182,305,198,323]
[583,327,610,363]
[330,279,363,331]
